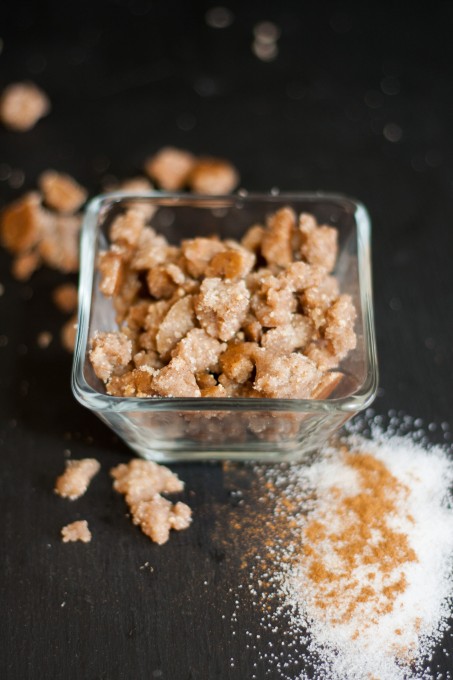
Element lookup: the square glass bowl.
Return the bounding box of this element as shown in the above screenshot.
[72,192,378,462]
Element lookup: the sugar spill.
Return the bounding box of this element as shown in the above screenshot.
[221,413,453,679]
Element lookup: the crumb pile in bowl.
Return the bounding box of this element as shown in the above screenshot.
[89,205,357,400]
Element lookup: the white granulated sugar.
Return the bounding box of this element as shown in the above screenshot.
[229,417,453,680]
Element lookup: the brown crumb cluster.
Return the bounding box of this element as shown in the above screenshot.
[111,459,192,544]
[54,458,101,500]
[0,168,87,281]
[89,206,356,399]
[61,520,92,543]
[0,82,50,131]
[144,147,239,194]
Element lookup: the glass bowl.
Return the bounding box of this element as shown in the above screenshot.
[72,192,378,462]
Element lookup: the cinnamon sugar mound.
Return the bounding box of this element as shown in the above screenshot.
[61,520,92,543]
[0,82,50,131]
[222,423,453,680]
[54,458,101,500]
[111,459,191,544]
[89,206,356,402]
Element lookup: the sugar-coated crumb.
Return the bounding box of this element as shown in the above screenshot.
[144,147,195,190]
[61,520,92,543]
[0,82,50,131]
[188,157,239,194]
[55,458,101,500]
[52,283,78,314]
[111,459,192,544]
[39,171,87,214]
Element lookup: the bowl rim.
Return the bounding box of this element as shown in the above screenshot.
[72,191,378,414]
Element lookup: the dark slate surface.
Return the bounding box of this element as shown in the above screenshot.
[1,2,452,678]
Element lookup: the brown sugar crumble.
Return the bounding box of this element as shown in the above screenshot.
[52,283,78,314]
[54,458,101,500]
[89,205,356,400]
[0,82,50,131]
[61,520,92,543]
[39,170,88,214]
[111,459,192,544]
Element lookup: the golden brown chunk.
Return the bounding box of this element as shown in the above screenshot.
[242,313,263,342]
[147,263,185,299]
[115,177,156,219]
[55,458,101,500]
[195,278,250,341]
[39,171,87,214]
[152,356,201,397]
[280,261,325,293]
[52,283,78,314]
[110,209,145,247]
[144,147,195,190]
[300,224,338,272]
[124,300,150,332]
[89,331,132,382]
[0,192,43,254]
[206,245,255,281]
[155,295,196,357]
[200,384,228,398]
[182,237,225,278]
[98,250,125,297]
[61,314,78,352]
[11,250,41,280]
[0,82,50,131]
[61,520,92,543]
[254,349,322,398]
[220,342,258,384]
[172,328,226,372]
[188,157,239,194]
[261,207,296,267]
[133,350,163,370]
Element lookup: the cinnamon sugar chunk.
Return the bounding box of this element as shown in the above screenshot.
[206,245,255,281]
[132,497,192,545]
[300,223,338,272]
[220,342,258,384]
[261,207,296,267]
[98,250,125,297]
[182,237,225,278]
[254,349,322,398]
[152,356,201,397]
[52,283,78,314]
[301,275,339,329]
[172,328,226,372]
[110,209,145,248]
[195,278,250,341]
[39,171,87,214]
[261,315,312,353]
[89,331,132,382]
[155,295,196,357]
[324,294,357,359]
[0,82,50,131]
[251,275,296,327]
[55,458,101,500]
[61,520,92,543]
[111,458,191,545]
[130,228,170,271]
[241,224,265,253]
[0,192,43,254]
[188,157,239,194]
[147,263,185,299]
[111,459,184,503]
[38,213,81,273]
[144,147,195,190]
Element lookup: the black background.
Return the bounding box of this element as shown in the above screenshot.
[1,2,453,678]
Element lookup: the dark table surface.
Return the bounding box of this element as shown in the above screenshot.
[1,2,453,679]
